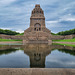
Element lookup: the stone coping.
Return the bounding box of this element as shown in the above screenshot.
[0,41,22,44]
[53,42,75,45]
[0,68,75,75]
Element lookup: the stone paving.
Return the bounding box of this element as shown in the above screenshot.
[0,41,22,44]
[0,68,75,75]
[53,42,75,45]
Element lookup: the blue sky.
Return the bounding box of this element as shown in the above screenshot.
[0,0,75,33]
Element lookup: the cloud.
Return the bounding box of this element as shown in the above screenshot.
[46,21,58,24]
[0,0,16,7]
[16,30,24,33]
[60,18,75,21]
[0,0,75,33]
[0,27,12,30]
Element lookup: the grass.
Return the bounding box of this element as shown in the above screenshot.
[53,43,75,47]
[53,38,75,47]
[53,38,75,42]
[0,39,22,42]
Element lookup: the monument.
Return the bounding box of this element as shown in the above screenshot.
[23,4,52,44]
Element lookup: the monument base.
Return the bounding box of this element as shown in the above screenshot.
[23,40,52,45]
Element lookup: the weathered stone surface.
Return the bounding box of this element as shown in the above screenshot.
[0,68,75,75]
[0,34,75,41]
[0,34,24,40]
[23,5,52,44]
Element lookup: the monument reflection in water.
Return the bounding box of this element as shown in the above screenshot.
[0,44,75,68]
[24,44,51,68]
[23,44,75,68]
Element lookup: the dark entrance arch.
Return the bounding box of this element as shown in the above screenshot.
[34,23,41,31]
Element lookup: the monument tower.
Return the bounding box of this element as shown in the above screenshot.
[23,4,52,44]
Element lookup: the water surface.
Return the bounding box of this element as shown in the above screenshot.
[0,44,75,68]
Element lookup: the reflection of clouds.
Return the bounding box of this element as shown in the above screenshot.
[46,50,75,68]
[66,62,75,65]
[46,59,75,66]
[0,50,30,68]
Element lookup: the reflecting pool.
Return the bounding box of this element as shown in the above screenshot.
[0,44,75,68]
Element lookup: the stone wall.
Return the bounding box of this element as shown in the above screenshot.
[72,35,75,38]
[64,35,74,39]
[51,34,75,40]
[0,34,75,40]
[0,34,24,40]
[51,35,64,40]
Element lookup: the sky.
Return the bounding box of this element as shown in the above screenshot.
[0,0,75,33]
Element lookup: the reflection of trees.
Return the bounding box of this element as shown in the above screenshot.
[0,49,18,55]
[0,45,22,55]
[58,49,75,56]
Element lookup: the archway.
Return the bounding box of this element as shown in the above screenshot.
[34,23,41,31]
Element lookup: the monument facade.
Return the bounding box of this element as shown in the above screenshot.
[23,4,52,44]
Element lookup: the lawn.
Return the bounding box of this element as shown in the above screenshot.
[53,38,75,47]
[53,43,75,47]
[53,38,75,42]
[0,39,22,42]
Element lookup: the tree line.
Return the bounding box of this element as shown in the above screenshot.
[0,28,75,35]
[57,29,75,35]
[0,29,19,35]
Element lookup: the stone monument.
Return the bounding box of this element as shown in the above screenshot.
[23,4,52,44]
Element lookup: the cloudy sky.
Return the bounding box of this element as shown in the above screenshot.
[0,0,75,33]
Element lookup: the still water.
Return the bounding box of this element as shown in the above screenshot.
[0,44,75,68]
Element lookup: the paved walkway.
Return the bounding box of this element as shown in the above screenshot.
[53,42,75,45]
[0,68,75,75]
[0,41,22,44]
